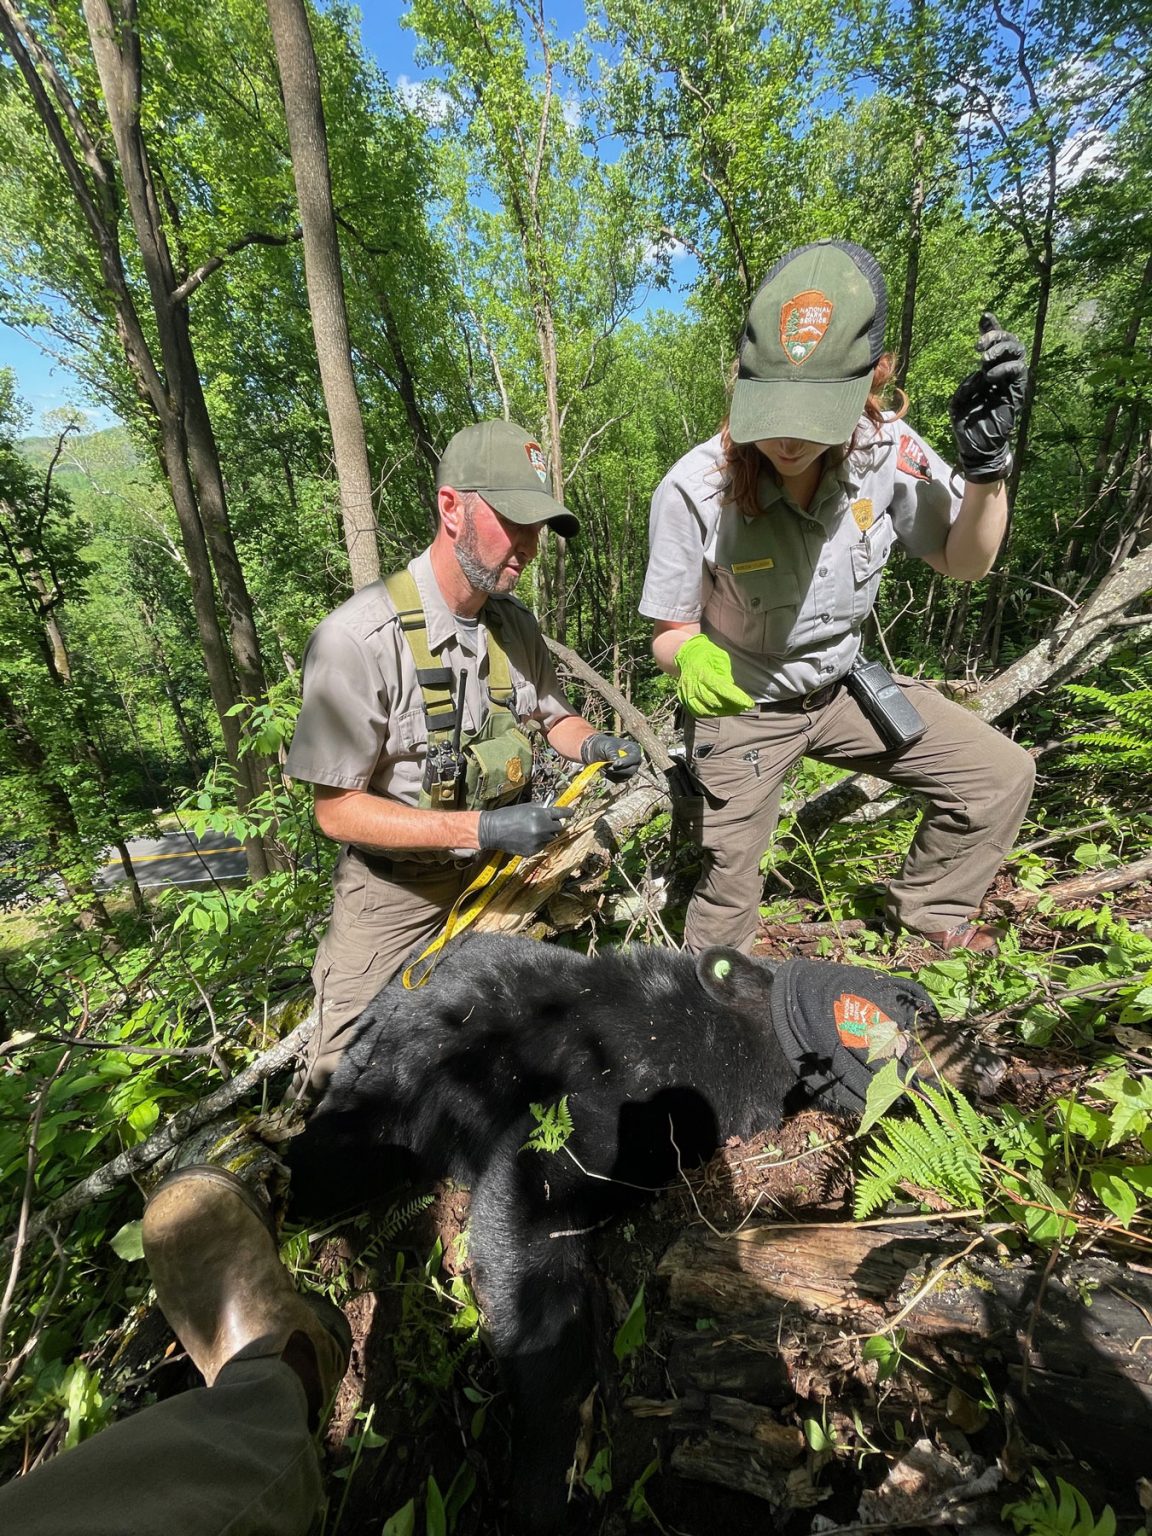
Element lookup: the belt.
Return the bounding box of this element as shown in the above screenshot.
[758,680,841,713]
[354,848,479,879]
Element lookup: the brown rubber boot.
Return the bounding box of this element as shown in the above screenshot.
[142,1165,350,1429]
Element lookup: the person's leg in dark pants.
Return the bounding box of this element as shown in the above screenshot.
[0,1167,351,1536]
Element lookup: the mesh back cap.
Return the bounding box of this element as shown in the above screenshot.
[436,420,579,537]
[729,241,888,447]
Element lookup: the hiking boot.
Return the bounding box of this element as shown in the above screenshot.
[921,921,1003,955]
[142,1165,350,1428]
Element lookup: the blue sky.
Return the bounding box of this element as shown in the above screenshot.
[0,2,477,432]
[2,1,668,433]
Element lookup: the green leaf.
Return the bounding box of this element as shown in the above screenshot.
[1056,1100,1112,1146]
[62,1361,105,1449]
[804,1416,834,1452]
[859,1058,907,1135]
[613,1282,646,1362]
[444,1461,476,1525]
[425,1475,446,1536]
[861,1329,904,1381]
[382,1499,415,1536]
[110,1219,144,1261]
[1091,1169,1138,1226]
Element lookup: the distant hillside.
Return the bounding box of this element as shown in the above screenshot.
[20,423,137,465]
[19,424,142,498]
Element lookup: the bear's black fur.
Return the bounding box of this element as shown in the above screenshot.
[290,933,827,1530]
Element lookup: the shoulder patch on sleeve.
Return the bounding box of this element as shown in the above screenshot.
[897,433,932,482]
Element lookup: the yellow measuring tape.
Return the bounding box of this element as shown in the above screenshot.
[401,759,607,990]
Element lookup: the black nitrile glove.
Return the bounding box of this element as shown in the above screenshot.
[477,802,574,857]
[580,732,643,781]
[948,311,1027,483]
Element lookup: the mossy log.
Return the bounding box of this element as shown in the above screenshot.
[650,1218,1152,1501]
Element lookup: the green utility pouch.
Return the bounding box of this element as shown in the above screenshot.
[462,710,535,811]
[385,568,534,813]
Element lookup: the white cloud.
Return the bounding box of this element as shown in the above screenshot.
[642,233,690,266]
[1055,126,1116,189]
[395,74,455,126]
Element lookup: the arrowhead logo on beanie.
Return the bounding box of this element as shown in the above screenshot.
[780,289,834,365]
[769,958,940,1114]
[833,992,897,1050]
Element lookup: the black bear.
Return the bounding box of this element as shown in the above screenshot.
[291,932,983,1531]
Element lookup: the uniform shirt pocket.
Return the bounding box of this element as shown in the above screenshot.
[711,565,802,655]
[850,524,895,621]
[513,681,538,721]
[397,707,428,753]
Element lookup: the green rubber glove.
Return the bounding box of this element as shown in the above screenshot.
[674,634,755,717]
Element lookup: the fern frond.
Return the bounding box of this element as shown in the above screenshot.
[854,1081,994,1219]
[370,1192,436,1248]
[522,1095,574,1153]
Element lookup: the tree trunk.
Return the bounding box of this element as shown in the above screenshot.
[140,600,205,773]
[0,682,112,931]
[265,0,380,591]
[0,3,274,867]
[895,122,925,390]
[66,0,277,872]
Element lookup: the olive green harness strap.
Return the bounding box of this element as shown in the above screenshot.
[384,569,516,744]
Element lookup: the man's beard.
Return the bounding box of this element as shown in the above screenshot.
[455,512,520,594]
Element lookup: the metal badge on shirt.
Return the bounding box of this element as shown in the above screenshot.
[851,497,874,532]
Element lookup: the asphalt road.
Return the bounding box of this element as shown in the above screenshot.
[97,828,247,888]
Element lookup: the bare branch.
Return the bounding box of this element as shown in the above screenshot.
[170,226,302,305]
[564,415,625,485]
[1,1001,317,1258]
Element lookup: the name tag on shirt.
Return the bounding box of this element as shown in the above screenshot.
[731,557,775,573]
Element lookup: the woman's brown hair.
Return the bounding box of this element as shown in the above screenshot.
[720,354,908,518]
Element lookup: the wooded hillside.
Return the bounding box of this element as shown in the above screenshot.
[2,3,1152,1533]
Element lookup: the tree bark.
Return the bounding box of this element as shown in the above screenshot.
[265,0,380,591]
[656,1218,1152,1493]
[1,1,276,876]
[993,854,1152,910]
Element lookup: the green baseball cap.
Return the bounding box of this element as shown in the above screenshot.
[436,420,580,538]
[729,241,888,447]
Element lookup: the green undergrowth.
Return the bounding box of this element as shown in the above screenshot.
[4,704,1152,1518]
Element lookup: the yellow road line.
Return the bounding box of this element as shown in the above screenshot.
[113,847,235,865]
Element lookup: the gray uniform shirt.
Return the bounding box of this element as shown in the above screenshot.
[639,418,962,701]
[285,549,576,806]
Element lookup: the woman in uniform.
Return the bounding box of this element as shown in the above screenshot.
[641,239,1034,956]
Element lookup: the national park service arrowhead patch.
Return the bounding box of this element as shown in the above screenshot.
[779,289,834,366]
[833,992,896,1051]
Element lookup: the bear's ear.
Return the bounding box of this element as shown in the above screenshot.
[696,947,775,1010]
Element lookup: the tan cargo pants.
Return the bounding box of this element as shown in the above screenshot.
[682,679,1035,954]
[304,848,479,1097]
[0,1357,322,1536]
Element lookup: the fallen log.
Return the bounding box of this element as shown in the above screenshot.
[1,999,316,1258]
[991,853,1152,910]
[650,1218,1152,1500]
[474,774,669,935]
